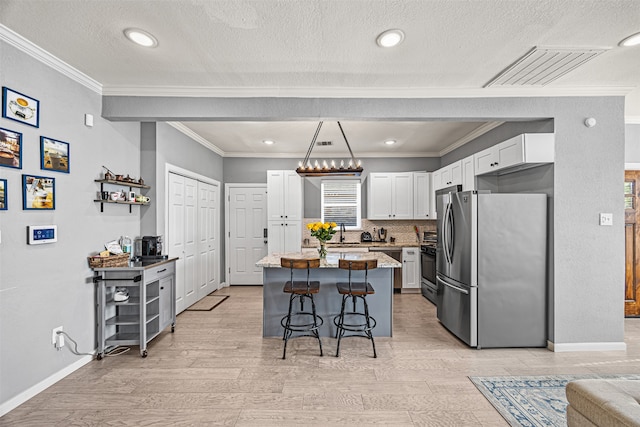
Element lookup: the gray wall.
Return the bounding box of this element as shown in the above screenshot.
[224,156,439,217]
[139,122,224,283]
[441,119,555,166]
[0,41,141,405]
[104,94,627,349]
[626,124,640,163]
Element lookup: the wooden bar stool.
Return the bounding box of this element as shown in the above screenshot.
[334,258,378,358]
[280,257,323,359]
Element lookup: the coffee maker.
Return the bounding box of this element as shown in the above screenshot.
[136,236,163,259]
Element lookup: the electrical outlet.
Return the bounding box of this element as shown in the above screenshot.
[52,326,64,349]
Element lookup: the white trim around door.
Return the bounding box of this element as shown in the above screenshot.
[225,183,268,285]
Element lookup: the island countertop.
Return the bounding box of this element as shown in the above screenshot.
[256,251,401,268]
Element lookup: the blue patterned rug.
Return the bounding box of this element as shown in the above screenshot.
[470,374,640,427]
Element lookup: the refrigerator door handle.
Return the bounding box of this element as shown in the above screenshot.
[442,201,451,264]
[446,200,455,263]
[437,275,469,295]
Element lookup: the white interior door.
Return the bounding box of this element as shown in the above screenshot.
[168,173,186,312]
[198,181,219,298]
[184,177,198,308]
[228,186,268,285]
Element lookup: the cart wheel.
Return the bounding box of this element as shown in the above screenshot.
[171,324,175,333]
[96,353,103,360]
[141,350,148,358]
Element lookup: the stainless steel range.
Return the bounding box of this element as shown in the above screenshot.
[420,241,437,304]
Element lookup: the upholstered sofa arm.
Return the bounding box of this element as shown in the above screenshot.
[566,379,640,427]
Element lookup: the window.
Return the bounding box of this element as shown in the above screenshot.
[321,180,361,230]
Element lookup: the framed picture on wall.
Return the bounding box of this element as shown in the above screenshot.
[22,174,55,210]
[40,136,69,173]
[2,87,40,128]
[0,179,6,210]
[0,127,22,169]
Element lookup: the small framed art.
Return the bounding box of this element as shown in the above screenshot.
[23,174,55,210]
[41,136,69,173]
[0,179,6,210]
[2,87,40,128]
[0,127,22,169]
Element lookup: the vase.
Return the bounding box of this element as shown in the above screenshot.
[318,241,327,259]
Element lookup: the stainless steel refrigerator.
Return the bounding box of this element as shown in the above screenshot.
[436,190,547,348]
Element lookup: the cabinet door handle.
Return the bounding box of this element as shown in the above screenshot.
[157,268,167,273]
[160,286,164,290]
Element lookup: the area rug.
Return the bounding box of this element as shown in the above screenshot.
[185,294,229,311]
[470,374,640,427]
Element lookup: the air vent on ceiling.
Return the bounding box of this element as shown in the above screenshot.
[316,141,332,146]
[484,46,608,87]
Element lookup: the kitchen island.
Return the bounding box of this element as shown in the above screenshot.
[256,251,401,337]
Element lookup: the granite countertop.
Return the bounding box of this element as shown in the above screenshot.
[256,251,402,268]
[301,241,421,249]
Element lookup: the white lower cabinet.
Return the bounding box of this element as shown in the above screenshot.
[402,247,420,290]
[268,220,301,253]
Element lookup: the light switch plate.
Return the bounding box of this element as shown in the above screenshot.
[599,213,613,226]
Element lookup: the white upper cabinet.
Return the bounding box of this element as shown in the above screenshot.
[267,170,303,254]
[474,133,555,176]
[461,155,476,191]
[413,172,435,219]
[432,160,462,191]
[267,170,303,221]
[368,172,414,220]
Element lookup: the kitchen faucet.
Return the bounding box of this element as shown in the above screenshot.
[340,223,346,243]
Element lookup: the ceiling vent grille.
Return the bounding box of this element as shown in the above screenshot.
[484,46,608,87]
[316,141,332,146]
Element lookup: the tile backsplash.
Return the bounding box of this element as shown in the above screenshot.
[302,218,436,245]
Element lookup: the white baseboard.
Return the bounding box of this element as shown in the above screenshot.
[0,355,93,417]
[547,340,627,352]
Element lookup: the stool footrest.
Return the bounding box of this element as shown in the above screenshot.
[333,312,376,333]
[281,312,324,332]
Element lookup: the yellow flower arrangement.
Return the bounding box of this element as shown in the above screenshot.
[306,221,337,258]
[306,221,337,242]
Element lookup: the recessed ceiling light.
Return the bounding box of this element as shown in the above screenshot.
[123,28,158,48]
[384,139,396,145]
[619,32,640,47]
[376,29,405,48]
[263,140,275,145]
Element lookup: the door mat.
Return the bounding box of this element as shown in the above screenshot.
[185,295,229,311]
[469,374,640,427]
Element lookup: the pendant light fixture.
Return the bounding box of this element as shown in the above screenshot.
[296,121,363,177]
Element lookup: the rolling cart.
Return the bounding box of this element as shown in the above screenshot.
[92,259,177,359]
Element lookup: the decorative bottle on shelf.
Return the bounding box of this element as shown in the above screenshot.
[121,236,132,259]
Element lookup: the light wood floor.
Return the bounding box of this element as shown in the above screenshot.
[3,286,640,426]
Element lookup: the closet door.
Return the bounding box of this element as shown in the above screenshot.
[183,177,198,309]
[198,181,219,298]
[168,173,186,312]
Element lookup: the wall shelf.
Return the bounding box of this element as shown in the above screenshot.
[94,179,151,213]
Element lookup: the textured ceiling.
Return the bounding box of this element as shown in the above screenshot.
[1,0,639,156]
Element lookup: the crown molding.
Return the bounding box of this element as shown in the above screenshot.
[439,121,504,156]
[165,122,225,156]
[0,24,102,94]
[626,116,640,124]
[223,151,440,158]
[102,85,635,98]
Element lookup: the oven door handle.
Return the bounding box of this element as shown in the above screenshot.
[437,276,469,295]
